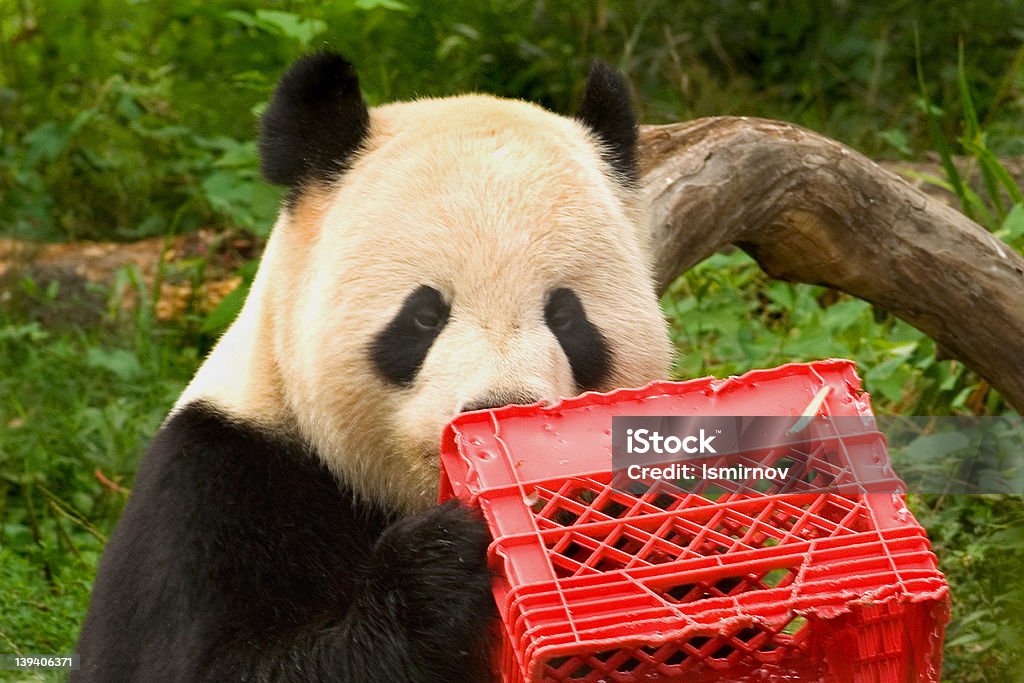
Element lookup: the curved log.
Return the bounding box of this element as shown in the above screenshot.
[637,117,1024,413]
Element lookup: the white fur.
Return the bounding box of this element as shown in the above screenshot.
[176,94,672,513]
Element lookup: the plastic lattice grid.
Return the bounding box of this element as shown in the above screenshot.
[439,360,950,682]
[528,478,874,579]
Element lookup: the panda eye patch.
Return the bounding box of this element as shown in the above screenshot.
[544,288,612,392]
[370,286,450,387]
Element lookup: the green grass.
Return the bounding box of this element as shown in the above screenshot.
[0,280,198,675]
[912,494,1024,681]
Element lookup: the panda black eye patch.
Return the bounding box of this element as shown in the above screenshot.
[370,285,451,387]
[544,288,611,392]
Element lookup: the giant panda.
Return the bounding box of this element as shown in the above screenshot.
[74,52,672,682]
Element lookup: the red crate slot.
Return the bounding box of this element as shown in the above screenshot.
[439,359,950,682]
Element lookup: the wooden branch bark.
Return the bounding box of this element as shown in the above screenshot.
[637,117,1024,413]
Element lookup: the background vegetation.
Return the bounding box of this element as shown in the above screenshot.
[2,1,1023,680]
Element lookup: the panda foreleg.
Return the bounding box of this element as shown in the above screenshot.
[220,500,497,683]
[338,499,498,682]
[78,404,498,682]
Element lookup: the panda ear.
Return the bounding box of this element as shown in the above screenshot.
[575,61,638,183]
[259,52,370,191]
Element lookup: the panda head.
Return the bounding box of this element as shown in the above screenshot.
[180,53,672,513]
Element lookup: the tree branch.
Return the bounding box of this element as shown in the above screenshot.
[638,117,1024,413]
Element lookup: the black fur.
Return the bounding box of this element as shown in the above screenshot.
[259,52,370,194]
[544,287,612,391]
[370,285,451,387]
[74,403,496,682]
[575,62,639,183]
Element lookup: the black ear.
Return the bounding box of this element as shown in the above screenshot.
[259,52,370,191]
[575,62,638,183]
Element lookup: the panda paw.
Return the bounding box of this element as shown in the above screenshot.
[368,499,497,678]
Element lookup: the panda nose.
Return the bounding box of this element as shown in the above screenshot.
[458,392,541,414]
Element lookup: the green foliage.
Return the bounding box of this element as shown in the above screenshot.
[663,250,1003,415]
[0,275,198,655]
[199,259,258,335]
[912,495,1024,681]
[224,9,329,46]
[911,37,1024,258]
[3,1,1024,241]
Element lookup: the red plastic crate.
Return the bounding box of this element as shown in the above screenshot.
[439,360,950,682]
